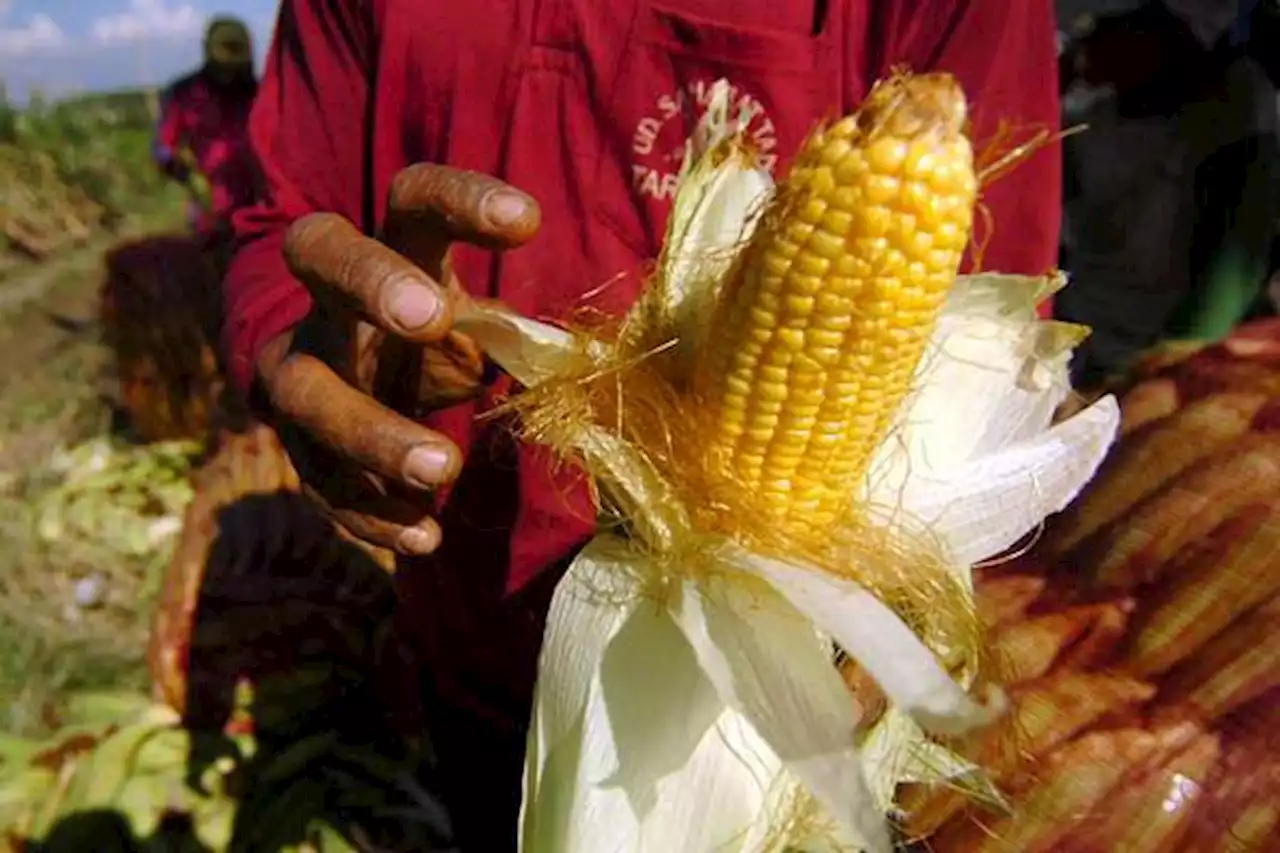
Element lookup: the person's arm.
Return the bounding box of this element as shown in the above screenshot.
[870,0,1063,284]
[153,84,189,181]
[223,0,373,395]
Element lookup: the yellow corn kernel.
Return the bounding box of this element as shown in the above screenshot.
[695,71,978,531]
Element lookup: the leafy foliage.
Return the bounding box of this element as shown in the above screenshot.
[0,88,186,263]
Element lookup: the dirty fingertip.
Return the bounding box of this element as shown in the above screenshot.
[397,524,442,555]
[402,443,457,489]
[481,188,540,237]
[386,278,444,332]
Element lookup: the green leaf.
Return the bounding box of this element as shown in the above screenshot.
[0,733,41,767]
[59,692,159,728]
[234,776,328,852]
[306,821,359,853]
[59,718,171,813]
[254,732,341,787]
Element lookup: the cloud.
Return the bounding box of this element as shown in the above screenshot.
[0,13,69,57]
[91,0,204,46]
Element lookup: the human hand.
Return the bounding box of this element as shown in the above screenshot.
[256,165,541,555]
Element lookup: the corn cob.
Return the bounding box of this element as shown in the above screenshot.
[1221,317,1280,357]
[1152,596,1280,726]
[1256,397,1280,433]
[1073,728,1219,853]
[989,599,1131,683]
[1172,356,1280,405]
[1189,795,1280,853]
[1120,501,1280,678]
[1117,377,1180,436]
[975,571,1047,629]
[927,728,1162,853]
[989,608,1089,684]
[1012,670,1155,746]
[1174,695,1280,853]
[899,672,1155,837]
[693,72,976,530]
[1128,340,1208,378]
[1053,599,1133,672]
[1083,432,1280,590]
[1047,392,1268,556]
[936,337,1280,851]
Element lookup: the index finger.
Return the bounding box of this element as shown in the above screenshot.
[285,213,453,342]
[385,164,542,258]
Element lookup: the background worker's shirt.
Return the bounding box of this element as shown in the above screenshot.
[226,0,1062,730]
[154,71,260,229]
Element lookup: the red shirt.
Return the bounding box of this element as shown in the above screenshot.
[226,0,1062,730]
[155,70,259,230]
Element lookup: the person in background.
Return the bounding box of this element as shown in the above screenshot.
[1163,0,1278,338]
[154,16,261,236]
[1057,0,1277,386]
[225,0,1063,848]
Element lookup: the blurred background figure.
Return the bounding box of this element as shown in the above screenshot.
[152,15,261,237]
[1057,0,1279,386]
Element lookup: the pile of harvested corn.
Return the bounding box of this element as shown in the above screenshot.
[902,319,1280,851]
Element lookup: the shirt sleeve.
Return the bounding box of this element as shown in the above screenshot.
[223,0,374,395]
[869,0,1063,288]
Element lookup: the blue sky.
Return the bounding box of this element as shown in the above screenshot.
[0,0,279,103]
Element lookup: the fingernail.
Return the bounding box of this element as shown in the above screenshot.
[485,191,531,227]
[403,444,454,488]
[388,280,442,330]
[398,526,440,555]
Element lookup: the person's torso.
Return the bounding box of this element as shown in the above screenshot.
[369,0,879,316]
[354,0,1058,724]
[168,73,258,213]
[365,0,887,722]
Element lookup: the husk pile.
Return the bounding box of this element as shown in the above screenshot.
[0,437,199,673]
[3,424,441,852]
[0,687,454,853]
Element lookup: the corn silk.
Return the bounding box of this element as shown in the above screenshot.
[453,80,1120,852]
